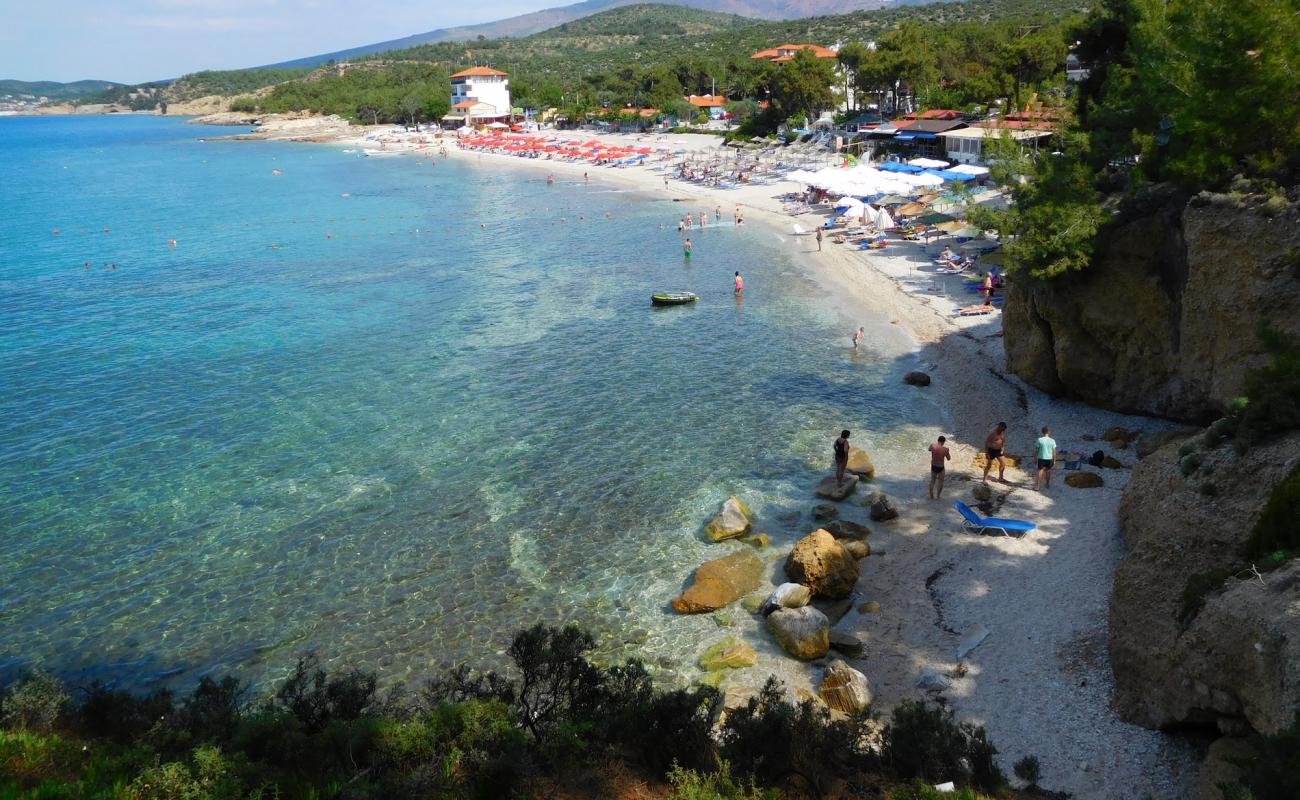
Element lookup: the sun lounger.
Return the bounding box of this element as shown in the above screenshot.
[955,304,996,317]
[954,501,1035,538]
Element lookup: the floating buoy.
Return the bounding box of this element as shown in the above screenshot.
[52,229,60,235]
[169,239,177,247]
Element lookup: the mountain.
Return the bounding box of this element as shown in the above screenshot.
[258,0,916,69]
[0,79,125,101]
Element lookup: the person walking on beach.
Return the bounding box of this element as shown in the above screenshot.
[1034,426,1057,491]
[684,238,692,258]
[928,435,952,499]
[715,205,722,222]
[834,430,851,487]
[981,272,994,306]
[816,227,824,251]
[983,422,1008,483]
[733,271,744,295]
[852,326,865,351]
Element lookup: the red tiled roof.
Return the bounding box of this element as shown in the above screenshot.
[451,66,508,78]
[686,94,728,107]
[452,100,480,110]
[975,120,1058,131]
[751,44,838,61]
[900,109,964,121]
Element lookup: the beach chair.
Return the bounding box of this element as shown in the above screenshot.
[953,501,1036,538]
[955,304,997,317]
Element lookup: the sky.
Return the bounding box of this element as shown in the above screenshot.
[0,0,560,84]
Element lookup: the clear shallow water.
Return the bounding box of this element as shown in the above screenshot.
[0,115,936,689]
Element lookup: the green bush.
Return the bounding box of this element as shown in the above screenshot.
[887,781,995,800]
[667,759,781,800]
[78,682,174,744]
[1,671,68,733]
[1012,754,1041,786]
[1243,462,1300,565]
[1236,325,1300,444]
[274,653,377,734]
[882,701,1003,792]
[124,745,246,800]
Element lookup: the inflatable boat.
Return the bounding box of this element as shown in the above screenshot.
[651,292,699,306]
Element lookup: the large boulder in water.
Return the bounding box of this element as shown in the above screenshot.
[766,606,830,660]
[705,496,753,542]
[815,474,858,500]
[904,371,931,387]
[785,529,859,600]
[672,549,765,613]
[845,447,876,478]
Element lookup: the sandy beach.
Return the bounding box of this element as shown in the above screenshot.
[221,116,1200,798]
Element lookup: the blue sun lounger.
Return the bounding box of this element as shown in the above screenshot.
[954,501,1036,538]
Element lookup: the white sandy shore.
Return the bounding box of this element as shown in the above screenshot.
[226,118,1199,798]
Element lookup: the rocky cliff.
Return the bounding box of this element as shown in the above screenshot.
[1109,429,1300,737]
[1003,189,1300,421]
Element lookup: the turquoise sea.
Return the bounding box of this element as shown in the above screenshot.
[0,115,936,689]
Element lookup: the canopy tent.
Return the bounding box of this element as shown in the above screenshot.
[925,168,979,182]
[908,157,950,169]
[486,121,510,129]
[948,164,991,177]
[878,161,923,174]
[910,173,945,187]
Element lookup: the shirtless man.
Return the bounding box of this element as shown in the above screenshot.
[983,422,1008,483]
[928,435,952,499]
[851,326,864,351]
[834,430,851,487]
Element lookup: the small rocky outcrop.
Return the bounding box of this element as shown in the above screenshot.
[828,631,864,657]
[815,474,859,500]
[868,491,899,521]
[822,519,871,540]
[903,371,931,386]
[740,533,770,549]
[766,606,830,660]
[812,503,839,521]
[785,530,859,600]
[699,637,757,671]
[819,659,872,712]
[1109,429,1300,736]
[843,540,870,560]
[971,483,993,501]
[758,582,812,616]
[845,447,876,478]
[1065,471,1104,488]
[1003,189,1300,421]
[705,496,753,542]
[672,549,765,613]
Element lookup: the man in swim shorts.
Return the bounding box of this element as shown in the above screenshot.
[983,422,1008,483]
[928,435,952,499]
[684,238,692,257]
[1034,426,1057,491]
[834,430,851,487]
[852,326,864,351]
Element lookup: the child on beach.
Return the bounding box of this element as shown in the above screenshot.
[1035,426,1057,491]
[928,436,952,499]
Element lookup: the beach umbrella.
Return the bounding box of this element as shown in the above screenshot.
[915,211,957,225]
[874,207,895,230]
[934,220,967,232]
[908,157,950,169]
[960,239,1001,252]
[874,194,909,206]
[950,226,984,239]
[897,201,928,216]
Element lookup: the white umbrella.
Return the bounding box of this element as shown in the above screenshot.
[908,157,950,169]
[874,208,895,230]
[487,121,509,129]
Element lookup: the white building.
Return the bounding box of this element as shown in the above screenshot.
[940,126,1056,165]
[447,67,511,125]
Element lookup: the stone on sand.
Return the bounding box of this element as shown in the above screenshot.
[843,540,870,560]
[812,503,839,521]
[822,519,871,540]
[766,606,830,660]
[819,659,872,712]
[845,446,876,478]
[758,582,812,616]
[904,371,932,386]
[1065,471,1104,488]
[868,491,899,521]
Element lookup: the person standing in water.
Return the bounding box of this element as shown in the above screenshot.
[816,227,824,251]
[852,326,865,351]
[715,205,722,222]
[686,213,694,229]
[983,422,1008,483]
[928,435,952,499]
[699,210,707,228]
[684,238,692,258]
[834,430,851,487]
[733,271,744,295]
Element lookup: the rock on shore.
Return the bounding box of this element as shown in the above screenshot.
[766,606,830,660]
[785,529,859,600]
[672,548,764,614]
[705,496,753,542]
